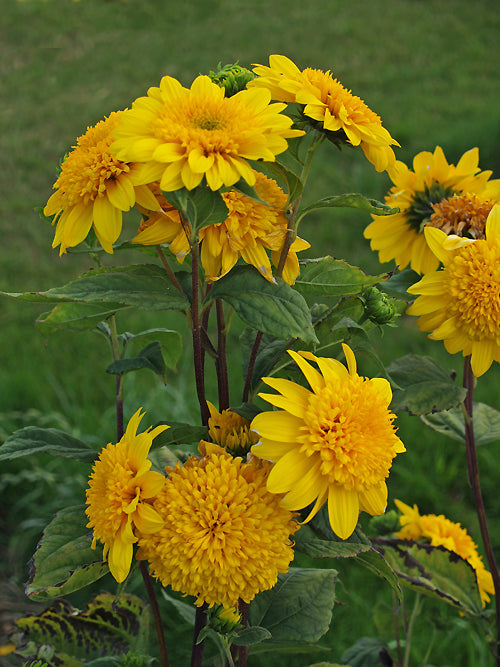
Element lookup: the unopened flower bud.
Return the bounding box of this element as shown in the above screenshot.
[363,286,398,325]
[210,605,242,634]
[208,63,254,96]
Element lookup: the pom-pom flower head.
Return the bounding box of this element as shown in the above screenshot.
[250,54,399,172]
[44,111,159,255]
[251,344,405,540]
[111,74,303,192]
[364,146,500,274]
[85,409,168,583]
[407,204,500,377]
[136,443,298,608]
[395,500,494,607]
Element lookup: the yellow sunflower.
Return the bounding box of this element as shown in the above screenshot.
[250,54,399,172]
[44,111,159,255]
[364,146,500,273]
[200,170,310,284]
[85,409,168,583]
[407,204,500,377]
[395,500,494,607]
[136,443,298,608]
[251,344,405,540]
[111,74,303,192]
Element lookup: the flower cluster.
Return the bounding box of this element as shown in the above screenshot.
[395,500,494,607]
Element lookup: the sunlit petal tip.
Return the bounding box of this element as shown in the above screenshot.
[341,343,357,376]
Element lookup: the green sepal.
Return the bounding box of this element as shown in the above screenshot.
[249,568,337,644]
[162,185,229,236]
[296,193,398,224]
[420,401,500,445]
[25,505,109,601]
[206,266,318,343]
[295,257,388,298]
[0,427,96,462]
[387,354,467,415]
[372,538,484,616]
[1,264,189,311]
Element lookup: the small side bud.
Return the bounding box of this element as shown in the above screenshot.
[362,286,398,326]
[368,510,401,536]
[208,63,254,96]
[210,605,242,634]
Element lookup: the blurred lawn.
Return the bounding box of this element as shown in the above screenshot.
[1,0,499,664]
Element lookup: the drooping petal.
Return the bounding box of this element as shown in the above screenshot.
[327,485,360,540]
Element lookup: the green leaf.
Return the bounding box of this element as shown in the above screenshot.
[296,193,398,224]
[420,401,500,445]
[355,549,402,599]
[26,505,109,601]
[161,590,196,626]
[0,427,96,462]
[150,422,208,448]
[249,641,331,657]
[372,538,484,616]
[162,185,229,234]
[295,257,388,298]
[127,329,182,370]
[341,637,387,667]
[2,264,189,311]
[14,592,149,662]
[207,266,318,343]
[294,524,372,559]
[249,568,336,643]
[36,302,129,336]
[106,341,168,383]
[387,354,467,415]
[382,267,420,300]
[232,626,272,646]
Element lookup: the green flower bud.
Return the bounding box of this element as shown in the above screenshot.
[363,286,398,325]
[209,605,242,635]
[208,63,254,96]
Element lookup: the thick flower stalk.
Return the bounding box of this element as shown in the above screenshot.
[250,54,399,172]
[251,344,405,540]
[136,443,298,608]
[395,500,494,607]
[44,111,159,254]
[407,204,500,377]
[85,409,168,583]
[111,74,303,192]
[364,146,500,273]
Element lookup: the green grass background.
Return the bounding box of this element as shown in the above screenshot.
[1,0,499,664]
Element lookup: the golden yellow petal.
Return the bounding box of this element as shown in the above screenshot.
[279,458,324,510]
[259,377,312,418]
[108,525,135,583]
[327,485,359,540]
[251,410,304,443]
[267,447,310,494]
[287,350,324,393]
[486,204,500,241]
[358,483,387,516]
[251,440,291,462]
[134,502,164,533]
[470,339,495,377]
[93,196,122,252]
